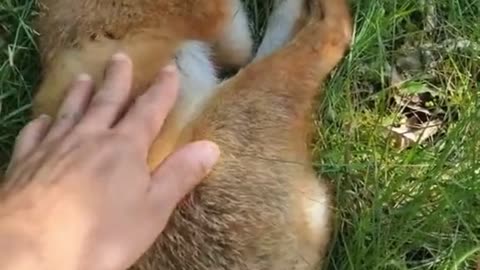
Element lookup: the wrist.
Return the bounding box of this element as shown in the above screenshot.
[0,225,45,270]
[0,196,84,270]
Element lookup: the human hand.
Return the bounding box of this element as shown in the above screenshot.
[0,53,220,270]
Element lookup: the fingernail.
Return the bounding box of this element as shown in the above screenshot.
[38,114,52,122]
[155,62,178,83]
[76,73,92,82]
[201,141,221,171]
[162,62,177,73]
[111,52,130,62]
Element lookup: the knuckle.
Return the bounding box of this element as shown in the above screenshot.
[135,94,159,113]
[106,132,143,155]
[91,93,122,108]
[102,131,129,146]
[57,111,81,123]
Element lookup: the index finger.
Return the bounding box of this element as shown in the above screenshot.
[76,52,134,131]
[114,64,179,152]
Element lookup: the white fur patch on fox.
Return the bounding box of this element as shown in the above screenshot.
[303,186,330,238]
[173,0,253,127]
[175,41,219,125]
[215,0,254,67]
[255,0,305,60]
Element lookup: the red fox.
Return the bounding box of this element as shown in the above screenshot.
[32,0,352,269]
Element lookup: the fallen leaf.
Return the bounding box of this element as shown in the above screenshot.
[386,119,443,150]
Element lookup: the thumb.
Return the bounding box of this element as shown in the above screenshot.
[148,140,220,217]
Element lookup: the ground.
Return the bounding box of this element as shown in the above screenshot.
[1,0,479,269]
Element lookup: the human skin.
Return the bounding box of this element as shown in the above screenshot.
[0,52,220,270]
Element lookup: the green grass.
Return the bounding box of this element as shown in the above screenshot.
[1,0,480,269]
[0,0,39,169]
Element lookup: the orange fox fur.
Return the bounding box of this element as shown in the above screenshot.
[31,0,352,269]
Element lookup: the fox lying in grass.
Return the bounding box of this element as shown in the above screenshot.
[31,0,352,269]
